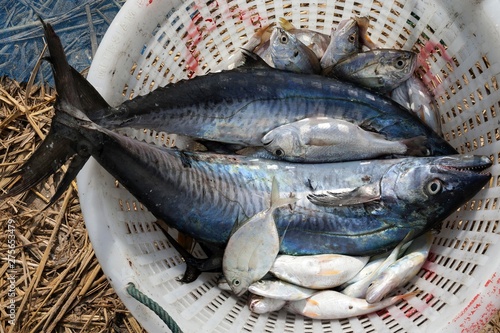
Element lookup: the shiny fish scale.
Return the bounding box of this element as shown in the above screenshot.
[100,65,454,156]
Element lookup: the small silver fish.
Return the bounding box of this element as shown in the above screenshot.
[270,254,369,289]
[285,290,417,319]
[320,18,361,69]
[248,294,286,314]
[222,178,297,296]
[326,49,417,93]
[262,117,429,163]
[365,232,433,303]
[278,18,330,59]
[391,76,442,135]
[249,279,316,301]
[340,232,413,298]
[269,27,321,74]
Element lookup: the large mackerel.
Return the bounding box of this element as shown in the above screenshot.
[1,22,491,256]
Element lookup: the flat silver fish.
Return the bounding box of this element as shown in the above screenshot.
[248,294,286,314]
[326,49,417,93]
[365,232,433,303]
[270,254,369,289]
[222,178,297,296]
[262,117,429,162]
[391,75,442,135]
[285,290,417,319]
[269,27,321,74]
[248,279,316,301]
[320,18,361,69]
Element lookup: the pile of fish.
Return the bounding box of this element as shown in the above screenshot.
[0,18,492,322]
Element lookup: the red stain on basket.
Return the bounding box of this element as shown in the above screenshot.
[423,293,434,303]
[417,40,453,88]
[148,0,153,4]
[376,308,391,319]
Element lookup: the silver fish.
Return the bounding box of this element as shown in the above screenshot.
[248,294,286,314]
[365,232,433,303]
[320,18,361,69]
[222,178,297,296]
[270,254,369,289]
[262,117,429,162]
[285,290,417,319]
[391,76,442,135]
[278,18,330,59]
[326,49,417,93]
[340,232,413,298]
[269,27,321,74]
[249,279,316,301]
[1,22,491,259]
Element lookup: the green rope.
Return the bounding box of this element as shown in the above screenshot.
[126,283,183,333]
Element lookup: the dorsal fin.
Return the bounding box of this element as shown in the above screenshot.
[239,48,273,69]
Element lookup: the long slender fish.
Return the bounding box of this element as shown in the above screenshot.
[285,290,417,319]
[340,232,413,298]
[365,232,433,303]
[222,178,297,296]
[261,117,429,162]
[0,22,492,257]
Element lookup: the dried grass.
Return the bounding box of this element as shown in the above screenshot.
[0,76,146,333]
[0,74,499,333]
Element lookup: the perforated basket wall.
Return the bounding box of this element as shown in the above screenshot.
[77,0,500,332]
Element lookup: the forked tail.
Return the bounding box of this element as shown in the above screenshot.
[0,20,110,207]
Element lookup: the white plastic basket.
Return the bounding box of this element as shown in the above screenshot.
[77,0,500,332]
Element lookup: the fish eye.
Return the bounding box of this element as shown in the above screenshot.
[426,179,442,195]
[232,279,240,286]
[275,148,285,157]
[348,33,356,43]
[394,58,406,69]
[280,34,289,44]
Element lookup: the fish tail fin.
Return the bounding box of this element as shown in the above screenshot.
[270,177,298,210]
[401,136,430,157]
[1,20,106,204]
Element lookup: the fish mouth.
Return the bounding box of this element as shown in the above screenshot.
[437,155,492,176]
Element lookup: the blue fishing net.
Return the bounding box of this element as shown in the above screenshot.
[0,0,126,84]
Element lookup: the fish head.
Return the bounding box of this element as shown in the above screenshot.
[224,269,252,296]
[262,125,304,159]
[375,49,417,90]
[270,28,320,74]
[332,18,361,56]
[382,155,492,223]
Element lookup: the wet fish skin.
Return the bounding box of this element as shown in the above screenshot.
[320,18,361,69]
[248,294,286,314]
[222,178,297,296]
[340,232,412,298]
[2,22,492,257]
[365,232,433,303]
[261,117,430,162]
[278,18,330,59]
[270,254,369,289]
[326,49,417,93]
[248,279,316,301]
[391,75,442,135]
[269,27,321,74]
[285,290,416,319]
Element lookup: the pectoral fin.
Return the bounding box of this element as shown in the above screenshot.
[307,183,380,207]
